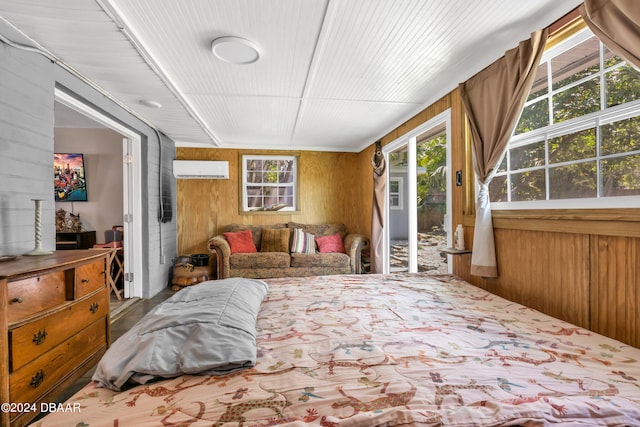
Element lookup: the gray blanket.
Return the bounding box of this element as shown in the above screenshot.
[92,278,269,391]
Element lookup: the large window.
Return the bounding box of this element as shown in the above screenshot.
[241,155,297,212]
[491,27,640,208]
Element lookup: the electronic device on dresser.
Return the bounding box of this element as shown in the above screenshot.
[0,250,110,426]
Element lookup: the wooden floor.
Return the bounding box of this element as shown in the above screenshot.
[51,287,176,405]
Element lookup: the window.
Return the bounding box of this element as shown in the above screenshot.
[389,177,403,210]
[241,155,297,212]
[491,27,640,208]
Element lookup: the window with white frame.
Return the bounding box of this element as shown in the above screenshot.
[490,27,640,208]
[242,155,297,212]
[389,177,403,210]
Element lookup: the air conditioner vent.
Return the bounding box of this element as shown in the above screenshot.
[172,160,229,179]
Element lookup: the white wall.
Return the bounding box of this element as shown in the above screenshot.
[54,128,124,243]
[0,35,178,298]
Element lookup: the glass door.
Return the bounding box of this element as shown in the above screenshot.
[384,110,451,274]
[416,123,450,273]
[387,144,412,272]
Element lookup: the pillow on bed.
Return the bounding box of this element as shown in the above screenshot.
[92,278,269,391]
[224,229,257,254]
[291,227,316,254]
[260,228,290,252]
[316,233,345,253]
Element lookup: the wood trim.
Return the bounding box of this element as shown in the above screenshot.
[489,209,640,237]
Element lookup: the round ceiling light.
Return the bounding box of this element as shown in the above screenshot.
[211,36,260,64]
[139,99,162,108]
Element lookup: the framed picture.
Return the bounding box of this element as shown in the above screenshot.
[54,153,88,201]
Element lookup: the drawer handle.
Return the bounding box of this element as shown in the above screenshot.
[89,302,99,314]
[32,329,48,345]
[81,278,90,283]
[30,370,46,389]
[11,297,23,304]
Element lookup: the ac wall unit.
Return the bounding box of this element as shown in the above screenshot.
[172,160,229,179]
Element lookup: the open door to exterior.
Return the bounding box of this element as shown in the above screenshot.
[383,110,452,274]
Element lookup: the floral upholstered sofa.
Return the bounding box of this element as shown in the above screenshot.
[207,222,368,279]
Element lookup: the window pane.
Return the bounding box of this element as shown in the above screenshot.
[604,45,622,68]
[606,64,640,107]
[548,128,596,164]
[601,154,640,197]
[510,141,545,170]
[511,170,546,201]
[551,35,600,90]
[528,62,549,101]
[496,155,507,173]
[552,77,600,123]
[278,171,294,183]
[247,196,262,208]
[515,99,549,134]
[246,159,261,171]
[489,175,507,202]
[549,162,597,199]
[390,180,399,193]
[601,116,640,155]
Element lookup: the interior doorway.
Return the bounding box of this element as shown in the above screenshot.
[54,89,144,301]
[383,110,452,274]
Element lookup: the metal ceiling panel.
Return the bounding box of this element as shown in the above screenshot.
[0,0,584,151]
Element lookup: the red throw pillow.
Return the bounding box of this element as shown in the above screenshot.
[224,229,257,254]
[316,233,345,253]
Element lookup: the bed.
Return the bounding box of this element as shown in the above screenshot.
[33,273,640,426]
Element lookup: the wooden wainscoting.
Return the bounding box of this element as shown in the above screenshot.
[590,235,640,347]
[457,210,640,348]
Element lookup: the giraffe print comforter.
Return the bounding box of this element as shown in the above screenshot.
[34,273,640,426]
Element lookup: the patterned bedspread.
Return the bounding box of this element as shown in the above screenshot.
[34,273,640,426]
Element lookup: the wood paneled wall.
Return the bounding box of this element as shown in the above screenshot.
[457,213,640,348]
[176,148,365,255]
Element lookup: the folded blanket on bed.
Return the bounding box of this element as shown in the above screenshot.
[92,278,269,391]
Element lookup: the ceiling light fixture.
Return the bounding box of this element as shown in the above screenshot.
[211,36,260,64]
[139,99,162,108]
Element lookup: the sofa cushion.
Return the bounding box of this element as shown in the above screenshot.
[225,223,286,251]
[290,253,350,268]
[260,228,291,253]
[316,233,345,253]
[291,227,316,254]
[288,222,347,239]
[224,230,257,254]
[230,252,290,269]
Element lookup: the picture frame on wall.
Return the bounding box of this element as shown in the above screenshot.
[54,153,88,202]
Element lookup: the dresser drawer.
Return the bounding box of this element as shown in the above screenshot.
[76,259,106,297]
[7,272,67,324]
[9,288,109,371]
[9,319,107,406]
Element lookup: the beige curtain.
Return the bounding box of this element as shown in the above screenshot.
[580,0,640,70]
[459,29,548,278]
[371,141,386,273]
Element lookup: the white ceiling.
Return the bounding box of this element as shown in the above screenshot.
[0,0,583,152]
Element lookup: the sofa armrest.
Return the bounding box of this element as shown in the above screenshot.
[207,235,231,279]
[344,234,369,274]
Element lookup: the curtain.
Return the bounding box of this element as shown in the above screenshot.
[580,0,640,70]
[371,140,386,273]
[459,29,548,278]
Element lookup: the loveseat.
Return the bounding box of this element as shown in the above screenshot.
[207,222,368,279]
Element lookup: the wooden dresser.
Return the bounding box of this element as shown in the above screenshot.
[0,250,110,426]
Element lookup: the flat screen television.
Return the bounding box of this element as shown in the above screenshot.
[54,153,88,201]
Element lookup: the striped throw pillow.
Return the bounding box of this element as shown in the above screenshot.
[290,227,316,254]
